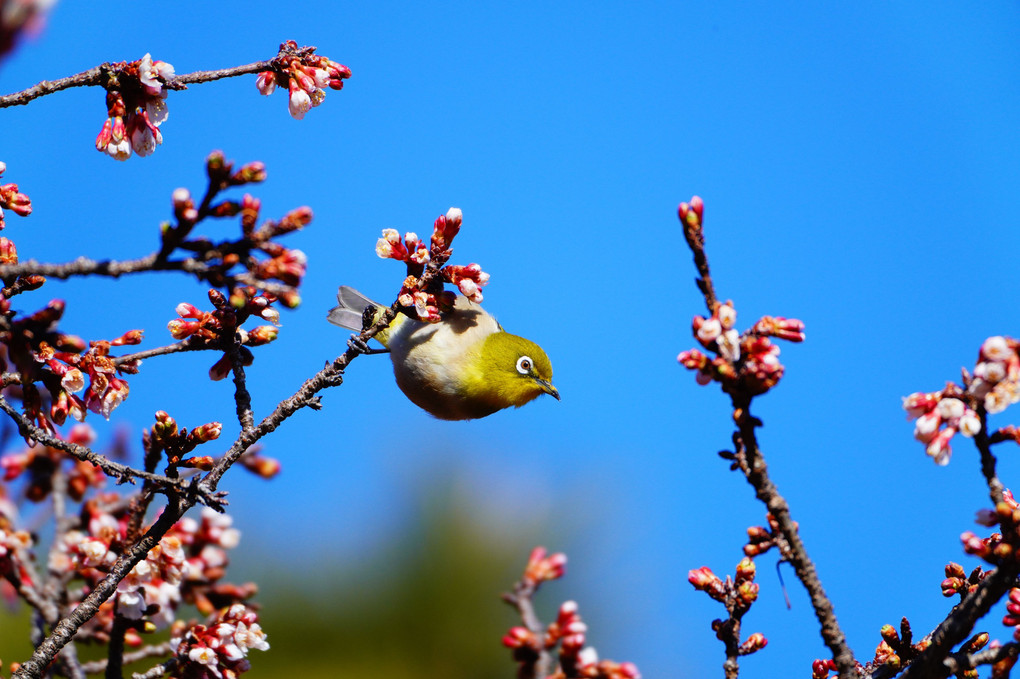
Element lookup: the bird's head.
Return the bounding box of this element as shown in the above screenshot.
[463,331,559,412]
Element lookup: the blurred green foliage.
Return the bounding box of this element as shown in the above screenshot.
[250,491,545,678]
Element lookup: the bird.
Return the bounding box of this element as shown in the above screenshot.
[327,286,559,420]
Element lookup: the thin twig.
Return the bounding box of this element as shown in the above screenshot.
[0,254,296,299]
[113,337,212,366]
[0,44,316,108]
[80,643,174,676]
[106,612,129,679]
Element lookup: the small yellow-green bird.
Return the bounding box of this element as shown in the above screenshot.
[328,287,559,420]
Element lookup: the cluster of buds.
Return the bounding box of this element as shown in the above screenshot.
[969,336,1020,415]
[168,288,282,381]
[812,658,838,678]
[904,337,1020,465]
[0,297,142,430]
[940,561,986,600]
[170,156,309,301]
[503,600,640,679]
[1,424,104,501]
[688,558,767,658]
[903,388,981,466]
[503,548,639,679]
[170,604,268,679]
[742,514,789,558]
[689,558,761,610]
[678,301,804,396]
[255,40,351,120]
[872,618,930,673]
[144,411,222,471]
[36,328,143,422]
[0,162,32,230]
[522,545,567,585]
[376,208,492,322]
[962,489,1020,565]
[95,54,175,160]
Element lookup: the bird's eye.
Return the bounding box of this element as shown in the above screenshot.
[516,356,532,375]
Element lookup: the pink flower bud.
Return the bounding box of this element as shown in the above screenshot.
[288,84,312,120]
[256,71,277,95]
[168,319,201,340]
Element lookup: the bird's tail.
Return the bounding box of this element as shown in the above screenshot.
[327,286,394,346]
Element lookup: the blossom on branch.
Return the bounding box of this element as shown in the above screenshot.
[903,335,1020,465]
[375,207,493,322]
[255,40,351,120]
[94,54,175,161]
[0,161,32,230]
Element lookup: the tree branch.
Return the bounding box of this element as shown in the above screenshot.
[0,395,195,492]
[0,44,317,108]
[731,403,856,677]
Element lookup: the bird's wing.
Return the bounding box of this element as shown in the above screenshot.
[327,286,380,331]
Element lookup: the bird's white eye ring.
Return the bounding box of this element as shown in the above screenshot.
[516,356,532,375]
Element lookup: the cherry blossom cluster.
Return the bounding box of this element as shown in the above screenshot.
[50,497,254,645]
[503,548,640,679]
[375,208,492,322]
[687,557,768,658]
[95,53,175,160]
[677,300,805,396]
[0,162,32,230]
[903,336,1020,466]
[37,328,143,422]
[0,296,145,431]
[255,40,351,120]
[168,288,282,381]
[170,604,269,679]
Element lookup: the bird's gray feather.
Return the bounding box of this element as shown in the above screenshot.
[326,286,380,331]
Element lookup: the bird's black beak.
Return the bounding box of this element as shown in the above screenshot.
[536,379,560,400]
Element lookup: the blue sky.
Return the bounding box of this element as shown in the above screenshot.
[3,2,1020,676]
